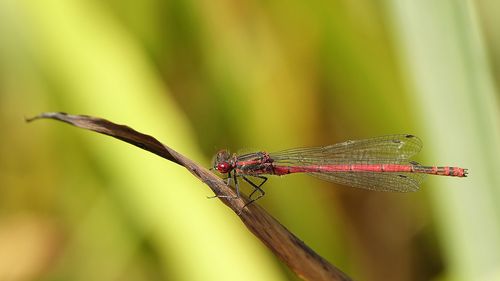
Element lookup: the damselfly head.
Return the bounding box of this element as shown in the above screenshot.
[212,149,233,174]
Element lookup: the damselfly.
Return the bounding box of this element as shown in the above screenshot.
[212,134,468,206]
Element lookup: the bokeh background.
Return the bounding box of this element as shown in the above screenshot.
[1,1,499,280]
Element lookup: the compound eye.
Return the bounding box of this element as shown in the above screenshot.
[216,162,231,173]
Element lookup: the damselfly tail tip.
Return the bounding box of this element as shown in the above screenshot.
[463,168,469,177]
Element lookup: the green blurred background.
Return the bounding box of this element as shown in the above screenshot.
[1,0,499,280]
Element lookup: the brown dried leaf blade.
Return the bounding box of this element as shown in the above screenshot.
[27,112,351,281]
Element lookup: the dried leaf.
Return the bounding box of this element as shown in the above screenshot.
[27,112,351,281]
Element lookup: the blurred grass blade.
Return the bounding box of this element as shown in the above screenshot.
[10,0,286,279]
[388,1,500,280]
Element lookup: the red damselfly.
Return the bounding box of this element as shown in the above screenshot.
[212,134,468,206]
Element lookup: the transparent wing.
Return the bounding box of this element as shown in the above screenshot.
[270,134,422,165]
[310,171,426,192]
